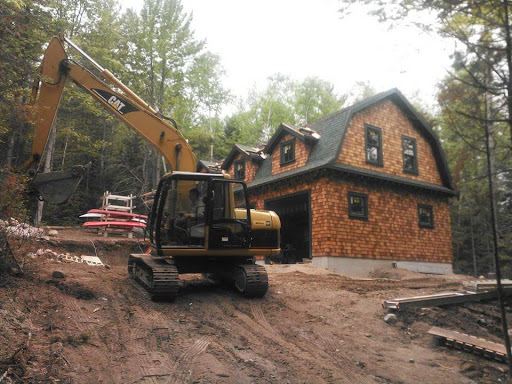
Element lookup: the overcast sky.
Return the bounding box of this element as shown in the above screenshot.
[123,0,454,112]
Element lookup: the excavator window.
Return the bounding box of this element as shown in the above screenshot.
[151,175,252,251]
[208,180,251,249]
[153,177,207,248]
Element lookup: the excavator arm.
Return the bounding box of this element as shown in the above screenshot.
[23,34,196,203]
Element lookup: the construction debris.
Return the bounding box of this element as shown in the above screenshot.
[382,289,512,311]
[28,248,104,267]
[429,326,509,363]
[1,218,45,239]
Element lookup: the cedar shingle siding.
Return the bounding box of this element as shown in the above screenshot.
[222,89,455,268]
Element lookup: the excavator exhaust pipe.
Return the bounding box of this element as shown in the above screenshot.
[30,163,91,204]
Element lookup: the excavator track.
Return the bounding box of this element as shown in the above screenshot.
[233,264,268,298]
[128,254,179,301]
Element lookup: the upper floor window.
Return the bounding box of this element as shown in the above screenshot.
[418,204,434,228]
[365,125,383,166]
[402,136,418,174]
[348,192,368,220]
[234,160,245,180]
[280,139,295,166]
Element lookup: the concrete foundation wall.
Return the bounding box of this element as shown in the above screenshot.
[312,256,453,277]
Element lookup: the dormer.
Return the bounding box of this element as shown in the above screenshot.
[263,123,320,176]
[196,160,222,174]
[221,144,265,183]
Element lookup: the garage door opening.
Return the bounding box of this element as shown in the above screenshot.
[265,191,311,263]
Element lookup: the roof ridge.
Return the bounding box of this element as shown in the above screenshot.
[305,88,399,128]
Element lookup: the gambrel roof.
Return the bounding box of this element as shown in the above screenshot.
[243,88,455,195]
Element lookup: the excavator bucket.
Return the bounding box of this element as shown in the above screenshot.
[30,163,91,204]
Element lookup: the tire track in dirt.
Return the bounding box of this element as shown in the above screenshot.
[250,302,283,341]
[299,328,346,353]
[110,276,178,384]
[295,327,374,383]
[60,296,99,332]
[240,299,374,384]
[211,296,344,382]
[165,337,211,384]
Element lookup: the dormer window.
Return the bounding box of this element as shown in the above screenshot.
[402,136,418,174]
[280,139,295,166]
[365,125,383,166]
[234,160,245,180]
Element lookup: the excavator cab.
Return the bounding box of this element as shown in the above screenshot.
[150,172,251,252]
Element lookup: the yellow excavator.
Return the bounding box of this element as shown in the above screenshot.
[23,33,280,299]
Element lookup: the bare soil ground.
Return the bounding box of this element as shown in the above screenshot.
[1,231,511,383]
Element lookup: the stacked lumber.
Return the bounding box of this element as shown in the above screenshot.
[429,326,508,362]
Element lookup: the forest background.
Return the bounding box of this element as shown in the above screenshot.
[1,0,511,276]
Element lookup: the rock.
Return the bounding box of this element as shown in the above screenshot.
[104,264,111,270]
[483,365,505,374]
[36,249,44,256]
[460,361,477,373]
[383,313,397,324]
[52,271,65,279]
[409,359,415,364]
[477,318,487,326]
[48,230,59,237]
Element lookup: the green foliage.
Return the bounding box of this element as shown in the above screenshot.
[437,58,512,276]
[226,75,344,145]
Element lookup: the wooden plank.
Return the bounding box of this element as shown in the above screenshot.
[382,288,512,310]
[429,326,507,362]
[464,279,512,292]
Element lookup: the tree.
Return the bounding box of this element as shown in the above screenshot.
[119,0,229,186]
[227,75,343,146]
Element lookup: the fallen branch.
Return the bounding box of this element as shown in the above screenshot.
[0,370,8,383]
[61,354,73,368]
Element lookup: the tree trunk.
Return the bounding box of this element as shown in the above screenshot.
[5,129,16,168]
[61,137,68,170]
[154,149,160,190]
[470,216,477,276]
[35,124,56,225]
